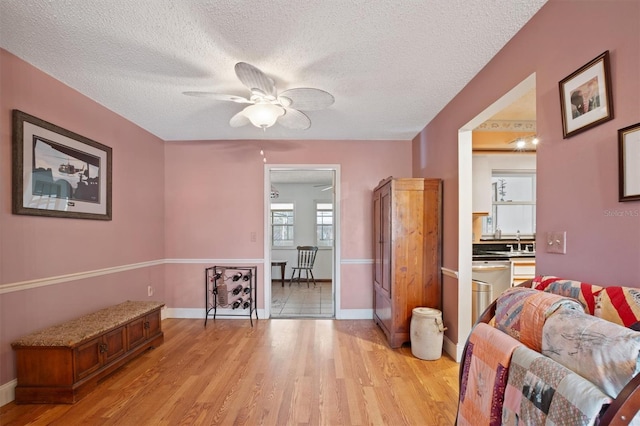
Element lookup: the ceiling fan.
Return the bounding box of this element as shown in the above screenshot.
[313,184,333,191]
[184,62,334,130]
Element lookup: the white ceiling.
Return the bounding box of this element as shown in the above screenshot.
[0,1,546,142]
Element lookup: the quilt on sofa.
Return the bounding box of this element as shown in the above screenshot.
[531,275,640,329]
[502,345,611,426]
[460,284,640,425]
[494,287,583,351]
[542,306,640,398]
[458,323,522,426]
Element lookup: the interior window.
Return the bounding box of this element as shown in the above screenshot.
[271,203,294,247]
[316,202,333,247]
[482,171,536,237]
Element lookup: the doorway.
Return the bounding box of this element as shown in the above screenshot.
[264,165,341,319]
[456,74,536,360]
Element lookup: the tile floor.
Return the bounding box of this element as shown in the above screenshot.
[271,280,334,318]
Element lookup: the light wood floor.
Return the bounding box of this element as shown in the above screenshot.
[1,318,460,425]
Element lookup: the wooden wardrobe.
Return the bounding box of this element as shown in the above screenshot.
[373,177,442,348]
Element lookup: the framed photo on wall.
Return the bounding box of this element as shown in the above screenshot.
[559,50,613,138]
[12,110,112,220]
[618,122,640,202]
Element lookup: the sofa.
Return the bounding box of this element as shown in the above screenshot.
[456,276,640,425]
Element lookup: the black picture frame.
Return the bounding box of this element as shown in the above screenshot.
[12,110,112,220]
[559,51,614,138]
[618,122,640,202]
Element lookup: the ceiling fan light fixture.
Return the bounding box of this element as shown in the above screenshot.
[243,103,285,129]
[508,135,539,150]
[278,96,292,107]
[270,185,280,199]
[185,62,333,131]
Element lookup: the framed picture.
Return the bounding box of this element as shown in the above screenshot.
[559,50,613,138]
[618,122,640,202]
[12,110,112,220]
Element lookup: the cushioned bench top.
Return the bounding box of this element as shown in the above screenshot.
[11,300,165,348]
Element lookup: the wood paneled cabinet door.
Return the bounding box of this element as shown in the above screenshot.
[372,177,442,348]
[127,310,162,350]
[74,326,127,381]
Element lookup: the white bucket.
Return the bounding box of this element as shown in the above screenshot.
[410,307,446,360]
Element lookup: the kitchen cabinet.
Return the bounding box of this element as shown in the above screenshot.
[472,155,492,214]
[373,177,442,348]
[512,259,536,285]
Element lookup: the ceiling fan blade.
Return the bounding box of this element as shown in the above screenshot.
[183,91,253,104]
[313,184,333,191]
[278,108,311,130]
[279,88,334,111]
[235,62,277,97]
[229,110,251,127]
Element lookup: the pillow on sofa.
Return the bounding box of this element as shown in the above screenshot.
[531,276,603,315]
[595,286,640,329]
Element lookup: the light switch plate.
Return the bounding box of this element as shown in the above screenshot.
[546,231,566,254]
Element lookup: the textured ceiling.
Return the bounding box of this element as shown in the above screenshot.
[0,0,546,142]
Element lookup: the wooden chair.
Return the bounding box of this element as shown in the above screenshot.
[289,246,318,288]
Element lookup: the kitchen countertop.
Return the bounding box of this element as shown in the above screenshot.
[476,239,535,244]
[472,252,536,261]
[472,241,536,261]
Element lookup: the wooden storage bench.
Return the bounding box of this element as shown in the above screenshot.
[11,300,164,404]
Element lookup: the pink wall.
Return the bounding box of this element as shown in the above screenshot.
[163,139,413,310]
[0,50,166,384]
[413,0,640,344]
[5,0,635,390]
[0,48,412,388]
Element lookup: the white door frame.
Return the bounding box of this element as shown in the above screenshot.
[263,164,341,318]
[456,73,536,359]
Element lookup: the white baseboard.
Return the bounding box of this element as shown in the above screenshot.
[336,309,373,319]
[0,379,16,407]
[164,307,267,320]
[165,307,373,321]
[163,307,203,319]
[443,336,463,362]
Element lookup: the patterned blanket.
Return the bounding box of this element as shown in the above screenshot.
[503,345,612,425]
[532,276,603,314]
[532,275,640,328]
[457,323,522,426]
[542,307,640,398]
[494,287,584,351]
